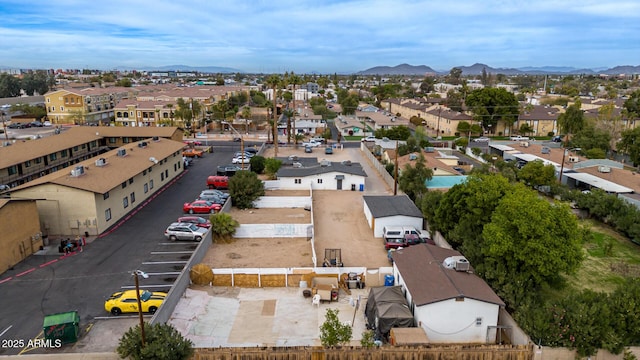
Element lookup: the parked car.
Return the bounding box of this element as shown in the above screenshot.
[311,137,325,144]
[552,135,564,143]
[42,121,52,127]
[384,236,407,250]
[183,148,204,158]
[510,135,529,141]
[200,189,229,200]
[183,156,193,167]
[244,147,258,154]
[216,164,241,176]
[452,166,466,174]
[361,136,377,142]
[472,136,490,142]
[232,156,251,164]
[304,146,312,153]
[104,289,166,316]
[325,146,333,154]
[30,121,43,127]
[234,151,254,158]
[197,193,225,204]
[177,216,211,228]
[183,140,202,146]
[183,200,221,214]
[232,137,242,142]
[165,222,209,241]
[404,233,421,246]
[206,176,229,189]
[302,140,322,148]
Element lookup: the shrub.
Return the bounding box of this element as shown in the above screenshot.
[117,322,193,360]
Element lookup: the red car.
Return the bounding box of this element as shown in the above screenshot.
[177,216,211,228]
[183,200,221,214]
[206,176,229,189]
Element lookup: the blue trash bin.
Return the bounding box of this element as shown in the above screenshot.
[359,184,364,191]
[384,274,394,286]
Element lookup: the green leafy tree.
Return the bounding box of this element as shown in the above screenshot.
[398,154,433,202]
[572,123,611,154]
[360,330,376,348]
[623,89,640,116]
[319,309,352,347]
[446,67,463,85]
[208,213,239,243]
[465,87,520,133]
[608,278,640,351]
[0,73,21,97]
[482,187,585,307]
[117,322,194,360]
[228,170,265,209]
[21,70,51,96]
[444,89,464,112]
[517,160,557,188]
[249,155,266,174]
[264,158,282,179]
[456,121,471,135]
[617,127,640,167]
[115,78,132,87]
[557,100,585,139]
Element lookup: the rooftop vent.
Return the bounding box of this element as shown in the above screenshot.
[70,165,85,177]
[138,141,148,148]
[320,159,331,167]
[598,166,611,173]
[341,160,352,166]
[152,136,160,142]
[117,149,127,157]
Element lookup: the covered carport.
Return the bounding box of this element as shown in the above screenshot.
[562,171,634,194]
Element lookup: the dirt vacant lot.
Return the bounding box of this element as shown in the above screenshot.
[228,207,311,224]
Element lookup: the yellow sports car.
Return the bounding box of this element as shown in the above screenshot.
[104,289,167,316]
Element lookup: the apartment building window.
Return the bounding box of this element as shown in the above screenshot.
[60,106,64,111]
[24,160,31,168]
[144,183,148,193]
[121,182,127,189]
[73,146,79,151]
[148,167,152,173]
[108,138,116,144]
[81,144,86,149]
[51,106,55,111]
[8,166,17,175]
[149,179,154,189]
[294,179,302,184]
[165,169,168,178]
[143,170,147,176]
[47,98,50,103]
[317,179,323,184]
[61,150,68,157]
[123,137,130,144]
[161,172,165,181]
[128,178,134,185]
[49,153,57,161]
[130,192,135,204]
[105,208,112,221]
[35,158,42,164]
[123,197,129,208]
[103,192,109,200]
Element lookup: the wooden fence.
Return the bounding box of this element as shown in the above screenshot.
[192,344,533,360]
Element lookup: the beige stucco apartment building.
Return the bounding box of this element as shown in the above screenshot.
[9,138,186,236]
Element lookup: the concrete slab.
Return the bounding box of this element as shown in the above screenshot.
[169,286,370,348]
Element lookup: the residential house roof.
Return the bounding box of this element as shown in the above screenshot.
[362,194,423,218]
[276,161,368,178]
[519,105,559,121]
[10,138,185,194]
[393,244,505,307]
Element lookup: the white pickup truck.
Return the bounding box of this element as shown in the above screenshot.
[510,135,530,141]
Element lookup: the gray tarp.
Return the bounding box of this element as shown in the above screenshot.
[365,286,415,339]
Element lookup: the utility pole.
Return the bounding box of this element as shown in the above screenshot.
[393,140,399,195]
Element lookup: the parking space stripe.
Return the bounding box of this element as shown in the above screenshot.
[145,272,182,276]
[150,251,194,254]
[121,284,170,289]
[142,261,188,264]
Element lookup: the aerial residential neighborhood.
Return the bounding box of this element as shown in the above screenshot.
[1,2,640,359]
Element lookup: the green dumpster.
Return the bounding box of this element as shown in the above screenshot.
[43,311,80,344]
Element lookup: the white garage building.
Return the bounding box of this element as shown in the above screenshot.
[363,195,424,237]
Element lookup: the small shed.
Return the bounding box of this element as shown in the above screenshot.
[365,286,415,340]
[43,311,80,344]
[363,195,424,237]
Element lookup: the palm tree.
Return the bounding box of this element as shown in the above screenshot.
[289,73,303,145]
[241,106,252,134]
[166,103,174,126]
[265,74,282,157]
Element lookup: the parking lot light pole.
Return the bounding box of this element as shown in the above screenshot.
[222,121,245,170]
[132,270,149,347]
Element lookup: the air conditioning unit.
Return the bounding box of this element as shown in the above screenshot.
[598,166,611,173]
[568,156,579,163]
[95,158,107,167]
[117,149,127,157]
[70,166,84,177]
[152,136,160,142]
[149,157,158,164]
[138,141,148,148]
[454,258,470,272]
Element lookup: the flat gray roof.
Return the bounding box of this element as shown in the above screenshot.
[564,172,634,193]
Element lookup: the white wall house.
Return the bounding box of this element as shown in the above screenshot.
[363,195,424,237]
[276,161,367,191]
[392,245,505,344]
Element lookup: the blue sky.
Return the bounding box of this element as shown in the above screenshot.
[0,0,639,74]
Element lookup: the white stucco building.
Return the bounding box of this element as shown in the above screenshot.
[363,195,424,237]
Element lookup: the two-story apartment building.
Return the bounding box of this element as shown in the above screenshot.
[0,126,183,189]
[9,138,186,236]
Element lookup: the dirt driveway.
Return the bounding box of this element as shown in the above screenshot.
[201,145,393,269]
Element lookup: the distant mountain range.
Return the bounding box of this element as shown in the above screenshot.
[129,64,242,73]
[357,63,640,76]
